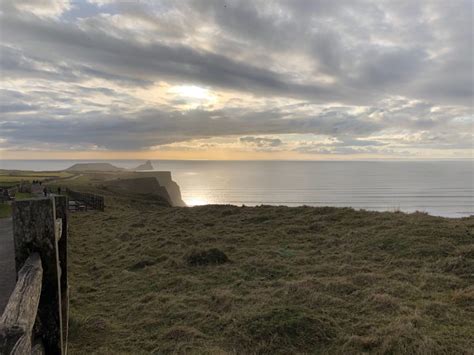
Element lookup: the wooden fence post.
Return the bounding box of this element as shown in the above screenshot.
[12,198,64,355]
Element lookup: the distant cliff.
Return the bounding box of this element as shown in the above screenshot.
[109,171,186,207]
[66,163,124,172]
[134,160,154,171]
[104,177,172,206]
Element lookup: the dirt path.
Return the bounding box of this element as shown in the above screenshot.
[0,218,15,314]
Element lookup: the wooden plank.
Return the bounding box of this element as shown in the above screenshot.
[12,198,63,355]
[0,253,43,355]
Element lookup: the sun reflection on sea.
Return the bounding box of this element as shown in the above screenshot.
[186,196,209,206]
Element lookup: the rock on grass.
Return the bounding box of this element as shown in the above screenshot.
[185,248,229,266]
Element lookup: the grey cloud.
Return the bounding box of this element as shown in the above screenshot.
[0,0,472,155]
[1,1,471,105]
[1,97,469,152]
[0,103,39,113]
[0,11,351,103]
[0,105,382,150]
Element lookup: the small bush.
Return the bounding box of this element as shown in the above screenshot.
[185,248,229,266]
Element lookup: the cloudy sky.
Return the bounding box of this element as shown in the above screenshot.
[0,0,472,160]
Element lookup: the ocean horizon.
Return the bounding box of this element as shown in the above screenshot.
[1,160,472,218]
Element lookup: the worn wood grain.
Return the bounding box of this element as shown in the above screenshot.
[12,198,63,355]
[0,253,43,355]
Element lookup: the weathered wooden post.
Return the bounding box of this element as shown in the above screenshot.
[0,253,43,354]
[11,197,65,355]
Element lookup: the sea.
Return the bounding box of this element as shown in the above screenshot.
[1,160,473,218]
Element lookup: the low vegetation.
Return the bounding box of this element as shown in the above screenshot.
[67,194,474,354]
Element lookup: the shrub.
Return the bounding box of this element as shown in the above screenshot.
[185,248,229,266]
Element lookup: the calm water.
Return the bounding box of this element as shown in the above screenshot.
[1,160,473,217]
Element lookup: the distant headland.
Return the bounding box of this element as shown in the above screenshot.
[66,162,125,172]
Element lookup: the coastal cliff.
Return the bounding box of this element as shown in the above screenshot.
[104,177,172,206]
[118,171,186,206]
[64,163,186,207]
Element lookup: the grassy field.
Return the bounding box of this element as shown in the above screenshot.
[0,170,73,185]
[67,194,474,354]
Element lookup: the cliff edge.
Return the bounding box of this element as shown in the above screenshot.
[109,171,186,206]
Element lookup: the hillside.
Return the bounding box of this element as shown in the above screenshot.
[67,196,474,354]
[66,163,124,172]
[104,177,172,206]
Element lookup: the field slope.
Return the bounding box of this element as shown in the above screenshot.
[68,196,474,354]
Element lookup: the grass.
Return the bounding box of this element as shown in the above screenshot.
[0,203,11,218]
[0,170,73,185]
[15,192,35,200]
[67,195,474,354]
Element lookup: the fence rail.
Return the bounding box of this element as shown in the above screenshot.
[0,196,69,355]
[66,188,104,211]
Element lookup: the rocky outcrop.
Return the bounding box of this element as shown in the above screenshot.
[66,163,124,172]
[134,160,154,171]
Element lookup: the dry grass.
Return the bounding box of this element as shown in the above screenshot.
[0,170,72,184]
[67,195,474,354]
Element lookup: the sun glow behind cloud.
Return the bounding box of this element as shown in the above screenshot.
[169,85,210,99]
[168,85,217,108]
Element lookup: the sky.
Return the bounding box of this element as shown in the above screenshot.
[0,0,472,160]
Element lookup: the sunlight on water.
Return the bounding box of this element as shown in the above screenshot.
[186,196,209,206]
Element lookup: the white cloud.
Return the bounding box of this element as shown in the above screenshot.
[5,0,71,18]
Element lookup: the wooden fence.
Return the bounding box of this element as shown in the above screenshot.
[0,196,69,355]
[66,188,104,211]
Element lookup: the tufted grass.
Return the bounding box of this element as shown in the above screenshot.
[68,195,474,354]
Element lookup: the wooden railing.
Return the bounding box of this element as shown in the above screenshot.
[65,188,104,211]
[0,196,69,355]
